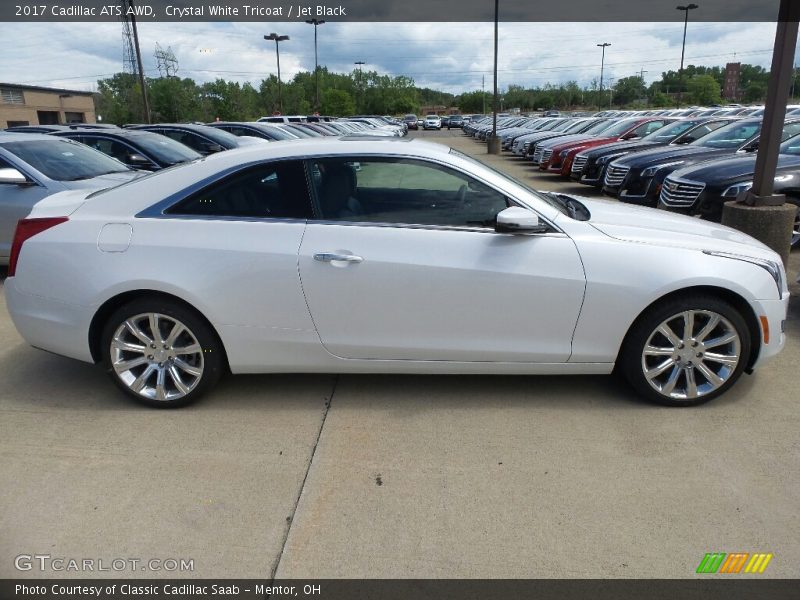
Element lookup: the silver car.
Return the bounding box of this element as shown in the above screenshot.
[0,133,142,266]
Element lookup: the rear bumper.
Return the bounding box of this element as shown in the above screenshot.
[5,278,95,363]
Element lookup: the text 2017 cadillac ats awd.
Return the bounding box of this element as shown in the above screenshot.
[5,138,789,407]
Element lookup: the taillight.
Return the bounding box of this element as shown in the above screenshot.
[8,217,68,277]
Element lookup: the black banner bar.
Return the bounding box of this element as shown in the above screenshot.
[0,0,786,23]
[2,579,800,600]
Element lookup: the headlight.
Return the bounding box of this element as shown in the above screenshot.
[641,161,685,178]
[702,250,784,296]
[722,181,753,198]
[560,150,569,158]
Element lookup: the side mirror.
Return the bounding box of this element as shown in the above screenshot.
[495,206,549,234]
[203,143,225,154]
[621,133,639,140]
[744,141,759,153]
[0,167,30,185]
[676,136,694,144]
[127,153,151,165]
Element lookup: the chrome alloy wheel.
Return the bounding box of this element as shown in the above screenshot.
[110,313,204,402]
[641,310,741,401]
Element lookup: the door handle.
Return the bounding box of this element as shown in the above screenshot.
[314,253,364,263]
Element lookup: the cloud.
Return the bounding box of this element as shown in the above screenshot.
[0,21,793,95]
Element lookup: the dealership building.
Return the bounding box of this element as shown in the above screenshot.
[0,83,96,128]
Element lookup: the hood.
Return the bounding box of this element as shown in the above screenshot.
[670,153,800,186]
[540,134,596,149]
[613,144,732,168]
[570,196,775,258]
[61,170,144,190]
[583,139,663,158]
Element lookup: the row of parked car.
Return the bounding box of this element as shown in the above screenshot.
[0,117,407,266]
[465,106,800,248]
[402,114,473,130]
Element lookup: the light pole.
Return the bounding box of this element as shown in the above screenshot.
[355,61,365,112]
[676,4,699,107]
[597,42,611,110]
[264,33,289,114]
[305,19,325,112]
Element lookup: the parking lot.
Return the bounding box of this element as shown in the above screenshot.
[1,130,799,580]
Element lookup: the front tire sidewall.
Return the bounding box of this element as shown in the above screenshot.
[101,299,224,408]
[620,295,751,407]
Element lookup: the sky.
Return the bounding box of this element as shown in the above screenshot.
[0,21,796,95]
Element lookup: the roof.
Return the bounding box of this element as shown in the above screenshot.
[0,131,60,143]
[0,82,95,96]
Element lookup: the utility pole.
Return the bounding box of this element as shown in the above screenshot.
[597,42,611,110]
[676,4,699,107]
[305,19,325,112]
[482,74,486,114]
[264,33,289,114]
[125,0,151,123]
[355,61,365,112]
[639,69,648,106]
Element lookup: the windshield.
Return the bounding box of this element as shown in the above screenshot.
[694,121,761,149]
[563,119,590,132]
[597,119,638,138]
[779,133,800,155]
[256,125,296,140]
[188,127,241,147]
[3,138,131,181]
[583,119,616,134]
[131,134,201,164]
[550,120,576,132]
[641,119,696,142]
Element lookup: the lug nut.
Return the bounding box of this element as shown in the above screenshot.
[150,343,156,349]
[158,362,164,367]
[147,355,154,360]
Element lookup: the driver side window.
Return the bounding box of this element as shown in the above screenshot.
[308,157,510,228]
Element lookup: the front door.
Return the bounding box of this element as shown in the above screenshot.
[298,156,586,363]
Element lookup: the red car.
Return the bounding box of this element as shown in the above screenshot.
[539,118,673,176]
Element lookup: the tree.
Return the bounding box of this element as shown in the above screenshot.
[321,89,355,116]
[613,75,647,106]
[456,91,490,113]
[744,82,766,103]
[687,74,722,105]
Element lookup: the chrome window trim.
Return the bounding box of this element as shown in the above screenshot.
[136,152,563,235]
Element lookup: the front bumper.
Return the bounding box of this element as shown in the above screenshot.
[750,293,790,370]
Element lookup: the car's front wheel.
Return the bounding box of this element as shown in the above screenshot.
[101,298,224,407]
[620,295,751,406]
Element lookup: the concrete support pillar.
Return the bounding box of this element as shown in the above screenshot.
[721,201,796,266]
[487,136,501,154]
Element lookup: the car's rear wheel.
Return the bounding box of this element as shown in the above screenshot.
[620,295,751,406]
[101,298,223,407]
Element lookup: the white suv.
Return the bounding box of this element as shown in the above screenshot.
[423,115,442,130]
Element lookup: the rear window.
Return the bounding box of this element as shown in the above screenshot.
[2,138,130,181]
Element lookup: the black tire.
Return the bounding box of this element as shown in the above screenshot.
[101,297,224,408]
[619,294,751,407]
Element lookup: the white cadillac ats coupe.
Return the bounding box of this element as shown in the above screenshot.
[5,138,789,407]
